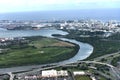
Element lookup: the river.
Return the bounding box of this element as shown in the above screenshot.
[0,28,93,74]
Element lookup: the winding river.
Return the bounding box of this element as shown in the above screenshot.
[0,28,93,74]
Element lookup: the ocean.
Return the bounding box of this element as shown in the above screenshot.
[0,9,120,21]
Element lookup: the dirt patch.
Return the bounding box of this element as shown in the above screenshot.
[52,41,75,47]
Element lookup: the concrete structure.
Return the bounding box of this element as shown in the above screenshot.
[57,70,68,76]
[42,69,57,77]
[73,71,86,75]
[42,69,68,77]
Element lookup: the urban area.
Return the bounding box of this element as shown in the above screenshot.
[0,19,120,80]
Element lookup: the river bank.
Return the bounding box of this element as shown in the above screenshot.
[0,29,93,74]
[0,36,79,68]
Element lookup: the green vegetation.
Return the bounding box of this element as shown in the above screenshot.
[99,77,107,80]
[74,75,92,80]
[85,39,120,60]
[63,30,120,60]
[108,32,120,40]
[0,36,79,68]
[111,55,120,66]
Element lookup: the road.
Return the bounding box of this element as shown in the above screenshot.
[93,51,120,61]
[0,37,93,74]
[6,51,120,80]
[78,61,120,80]
[7,60,120,80]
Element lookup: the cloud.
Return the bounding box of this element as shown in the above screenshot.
[75,0,120,3]
[0,0,120,6]
[0,0,119,13]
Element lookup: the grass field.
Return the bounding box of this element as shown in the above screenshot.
[74,75,92,80]
[0,36,79,68]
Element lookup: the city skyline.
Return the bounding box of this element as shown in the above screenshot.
[0,0,120,13]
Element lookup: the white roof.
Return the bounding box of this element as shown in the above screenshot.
[73,71,86,75]
[57,70,68,76]
[42,69,57,77]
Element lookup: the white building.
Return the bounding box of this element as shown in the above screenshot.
[73,71,86,75]
[57,70,68,76]
[42,69,57,77]
[42,69,68,77]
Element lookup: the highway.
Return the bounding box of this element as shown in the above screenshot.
[78,61,120,80]
[8,60,120,80]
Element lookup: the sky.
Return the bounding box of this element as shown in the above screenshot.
[0,0,120,13]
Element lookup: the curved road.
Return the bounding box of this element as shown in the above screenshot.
[78,61,120,80]
[0,29,93,74]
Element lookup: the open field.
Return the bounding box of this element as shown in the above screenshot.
[0,36,79,68]
[74,75,92,80]
[29,37,75,48]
